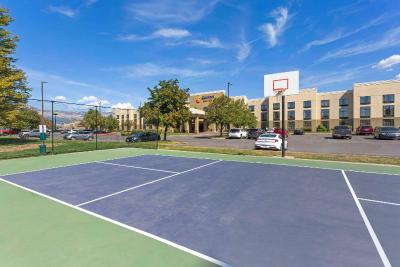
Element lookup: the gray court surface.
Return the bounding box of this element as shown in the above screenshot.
[2,155,399,267]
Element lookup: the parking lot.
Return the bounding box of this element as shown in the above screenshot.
[169,133,400,157]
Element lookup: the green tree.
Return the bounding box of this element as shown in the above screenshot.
[82,109,103,130]
[207,95,232,136]
[0,8,30,126]
[104,115,119,132]
[12,108,40,129]
[139,79,190,141]
[230,99,257,128]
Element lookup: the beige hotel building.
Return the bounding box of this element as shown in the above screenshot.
[115,79,400,133]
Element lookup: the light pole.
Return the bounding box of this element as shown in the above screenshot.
[227,82,232,97]
[54,112,58,131]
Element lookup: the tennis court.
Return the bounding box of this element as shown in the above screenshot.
[1,152,399,266]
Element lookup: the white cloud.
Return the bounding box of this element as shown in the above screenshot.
[319,27,400,62]
[153,28,191,38]
[108,63,216,78]
[301,15,386,52]
[117,28,191,42]
[85,0,98,6]
[190,37,224,48]
[111,102,134,109]
[396,73,400,80]
[48,6,77,18]
[126,0,219,24]
[236,41,251,62]
[374,54,400,69]
[258,7,289,48]
[302,64,371,87]
[77,96,110,106]
[54,96,66,102]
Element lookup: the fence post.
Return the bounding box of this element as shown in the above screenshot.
[95,106,98,150]
[51,101,54,154]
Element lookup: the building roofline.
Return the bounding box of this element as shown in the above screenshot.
[190,90,225,96]
[317,90,351,95]
[354,79,400,86]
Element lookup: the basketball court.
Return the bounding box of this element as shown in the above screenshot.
[1,152,399,266]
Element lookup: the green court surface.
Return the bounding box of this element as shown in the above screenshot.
[1,148,400,267]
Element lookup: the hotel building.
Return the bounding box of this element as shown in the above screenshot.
[115,79,400,133]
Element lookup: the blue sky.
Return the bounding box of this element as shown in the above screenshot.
[3,0,400,108]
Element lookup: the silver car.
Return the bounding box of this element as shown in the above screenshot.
[63,130,94,141]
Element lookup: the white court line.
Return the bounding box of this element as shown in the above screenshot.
[0,178,229,267]
[341,170,392,267]
[76,160,222,207]
[358,198,400,207]
[96,161,179,174]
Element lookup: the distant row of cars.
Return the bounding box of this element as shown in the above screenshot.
[228,128,289,139]
[332,125,400,140]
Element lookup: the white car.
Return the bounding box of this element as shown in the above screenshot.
[228,128,248,139]
[255,133,288,150]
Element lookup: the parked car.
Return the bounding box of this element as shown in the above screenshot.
[374,127,400,140]
[356,125,374,135]
[0,128,19,135]
[247,128,265,139]
[63,130,94,141]
[125,131,160,142]
[228,128,248,139]
[293,128,304,135]
[332,125,352,139]
[19,129,49,139]
[255,133,288,150]
[273,128,289,137]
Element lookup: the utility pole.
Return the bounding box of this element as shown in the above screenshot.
[227,82,232,97]
[40,81,48,126]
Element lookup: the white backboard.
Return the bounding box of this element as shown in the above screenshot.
[264,70,299,97]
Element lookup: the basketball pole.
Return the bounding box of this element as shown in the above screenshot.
[281,94,286,157]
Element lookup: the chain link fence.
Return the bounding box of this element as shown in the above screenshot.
[0,97,159,159]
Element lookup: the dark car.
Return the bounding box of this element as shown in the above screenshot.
[356,125,373,135]
[126,132,160,142]
[293,128,304,135]
[247,128,265,139]
[374,127,400,140]
[332,125,352,139]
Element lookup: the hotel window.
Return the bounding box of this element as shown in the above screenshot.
[321,109,329,120]
[360,96,371,105]
[288,110,295,120]
[321,100,329,108]
[303,121,312,130]
[383,94,395,104]
[303,100,311,108]
[360,119,371,126]
[121,115,124,120]
[360,107,371,118]
[273,121,281,128]
[134,114,137,119]
[116,115,119,119]
[383,105,394,117]
[288,121,295,131]
[273,111,280,121]
[303,110,312,120]
[321,120,329,129]
[261,104,268,111]
[273,103,280,110]
[339,97,349,106]
[288,102,295,109]
[127,114,130,119]
[383,119,395,126]
[339,107,349,119]
[261,122,268,129]
[261,112,268,121]
[249,105,255,112]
